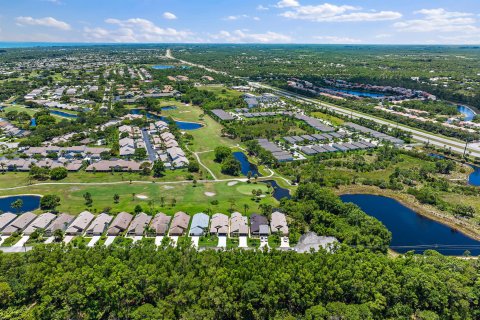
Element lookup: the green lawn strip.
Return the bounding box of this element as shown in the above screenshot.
[227,237,239,249]
[268,234,281,249]
[198,86,243,99]
[198,234,218,247]
[247,238,260,248]
[70,236,92,248]
[2,233,22,247]
[0,169,201,189]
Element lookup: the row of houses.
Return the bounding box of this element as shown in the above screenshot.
[0,158,83,172]
[106,211,288,237]
[0,120,29,138]
[146,120,189,169]
[300,141,376,156]
[118,124,145,157]
[343,122,405,145]
[0,211,289,239]
[283,131,347,145]
[24,145,110,160]
[257,139,294,162]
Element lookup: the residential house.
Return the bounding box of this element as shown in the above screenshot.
[270,211,289,236]
[189,213,210,236]
[126,212,152,236]
[107,212,133,236]
[149,213,171,236]
[65,211,95,235]
[45,213,74,236]
[23,212,56,235]
[168,211,190,236]
[85,213,113,236]
[2,212,37,235]
[0,212,18,231]
[250,214,270,237]
[209,213,229,236]
[229,212,249,237]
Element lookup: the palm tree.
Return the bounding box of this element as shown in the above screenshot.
[243,203,249,215]
[10,199,23,213]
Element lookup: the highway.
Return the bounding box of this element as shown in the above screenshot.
[167,49,480,158]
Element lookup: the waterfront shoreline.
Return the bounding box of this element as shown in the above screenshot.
[336,185,480,242]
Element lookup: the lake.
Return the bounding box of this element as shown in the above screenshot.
[233,152,261,177]
[129,109,203,130]
[0,195,41,213]
[457,105,476,122]
[341,194,480,255]
[261,180,291,201]
[151,65,175,70]
[468,165,480,186]
[334,88,386,98]
[50,110,78,119]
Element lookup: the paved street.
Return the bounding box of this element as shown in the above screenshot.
[141,128,156,162]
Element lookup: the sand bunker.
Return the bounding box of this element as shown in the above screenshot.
[204,192,216,197]
[163,186,174,190]
[136,195,148,199]
[227,181,238,186]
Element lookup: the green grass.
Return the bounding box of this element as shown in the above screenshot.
[0,181,278,216]
[2,105,68,121]
[198,86,243,99]
[2,233,21,247]
[71,236,92,248]
[268,235,281,249]
[311,111,345,126]
[198,234,219,247]
[247,238,260,248]
[227,237,239,249]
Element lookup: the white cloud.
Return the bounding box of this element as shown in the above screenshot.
[280,3,402,22]
[15,16,71,30]
[375,33,392,39]
[211,30,291,43]
[162,12,177,20]
[276,0,300,8]
[84,18,192,42]
[394,8,478,33]
[223,14,260,21]
[313,35,362,43]
[256,5,269,11]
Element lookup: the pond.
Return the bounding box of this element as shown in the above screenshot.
[30,118,37,127]
[261,180,291,201]
[151,65,175,70]
[0,195,41,213]
[468,165,480,186]
[161,106,177,111]
[233,152,261,177]
[341,194,480,256]
[457,105,476,122]
[334,88,387,98]
[50,110,78,119]
[129,109,203,130]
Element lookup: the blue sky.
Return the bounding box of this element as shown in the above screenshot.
[0,0,479,44]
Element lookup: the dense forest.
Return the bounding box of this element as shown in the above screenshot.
[0,241,479,319]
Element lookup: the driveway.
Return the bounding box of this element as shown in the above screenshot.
[155,236,164,246]
[280,236,290,248]
[104,236,116,246]
[239,236,248,248]
[132,236,143,243]
[0,235,9,246]
[87,236,101,247]
[218,236,227,248]
[63,235,74,244]
[141,128,156,162]
[13,235,29,247]
[191,236,199,248]
[170,236,179,247]
[44,236,55,244]
[259,237,269,249]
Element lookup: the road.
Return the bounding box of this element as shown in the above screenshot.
[166,48,480,158]
[141,128,157,162]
